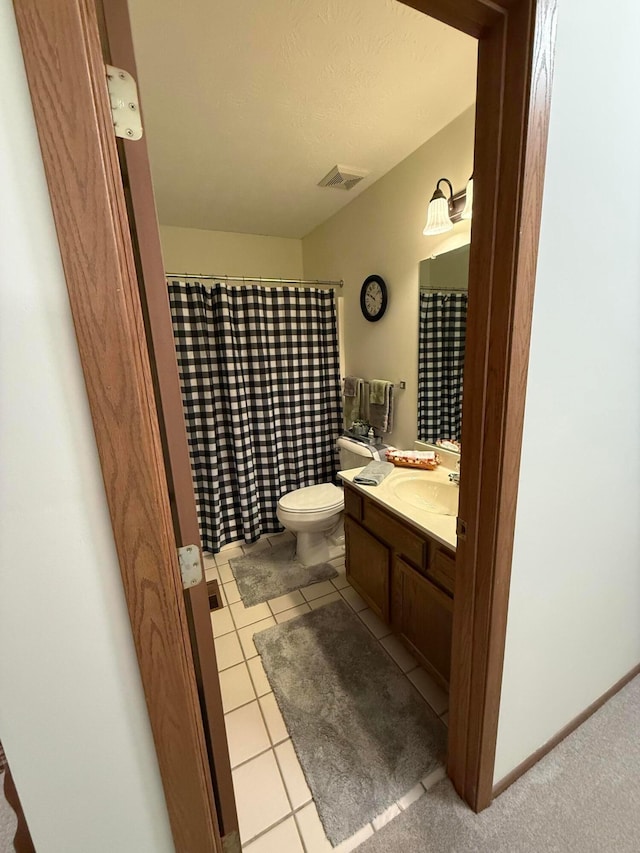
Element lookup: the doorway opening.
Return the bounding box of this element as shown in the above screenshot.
[122,2,477,847]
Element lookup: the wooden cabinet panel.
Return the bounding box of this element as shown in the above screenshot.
[344,516,390,620]
[344,486,363,521]
[394,557,453,688]
[363,500,428,570]
[429,547,456,597]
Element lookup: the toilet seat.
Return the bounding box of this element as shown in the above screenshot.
[278,483,344,514]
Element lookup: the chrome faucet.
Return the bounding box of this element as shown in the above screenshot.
[448,460,461,485]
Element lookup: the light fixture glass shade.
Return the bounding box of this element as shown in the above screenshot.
[461,176,474,220]
[423,196,453,236]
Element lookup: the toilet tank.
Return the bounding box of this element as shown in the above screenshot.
[337,436,377,470]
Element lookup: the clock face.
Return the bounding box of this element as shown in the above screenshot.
[360,275,388,322]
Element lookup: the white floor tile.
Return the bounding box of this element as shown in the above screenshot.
[422,765,447,791]
[214,631,244,671]
[219,662,255,713]
[309,591,342,610]
[372,803,400,831]
[247,655,272,697]
[222,579,241,604]
[268,590,305,614]
[259,693,289,745]
[210,605,235,638]
[301,580,338,602]
[224,701,270,768]
[275,740,312,810]
[203,553,217,570]
[397,782,425,811]
[217,543,244,559]
[380,635,418,673]
[204,564,219,583]
[230,600,273,629]
[275,604,311,624]
[408,668,449,715]
[358,608,392,639]
[243,817,304,853]
[295,802,332,853]
[217,562,235,584]
[237,617,276,659]
[332,573,350,590]
[232,751,291,844]
[340,585,368,613]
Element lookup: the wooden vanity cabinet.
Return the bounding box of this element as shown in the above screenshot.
[392,557,453,687]
[344,483,455,688]
[343,516,390,621]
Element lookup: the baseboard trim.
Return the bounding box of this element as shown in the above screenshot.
[493,662,640,799]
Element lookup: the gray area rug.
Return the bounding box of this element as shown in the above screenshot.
[359,675,640,852]
[229,539,337,607]
[255,600,446,845]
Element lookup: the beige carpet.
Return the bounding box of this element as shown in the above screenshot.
[360,674,640,852]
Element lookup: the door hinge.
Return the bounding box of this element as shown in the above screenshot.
[456,517,468,541]
[178,544,203,590]
[222,831,241,853]
[106,65,143,140]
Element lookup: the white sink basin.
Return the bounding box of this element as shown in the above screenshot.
[391,476,459,516]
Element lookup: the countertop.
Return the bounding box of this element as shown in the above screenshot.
[338,465,458,551]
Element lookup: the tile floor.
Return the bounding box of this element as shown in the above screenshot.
[205,532,449,852]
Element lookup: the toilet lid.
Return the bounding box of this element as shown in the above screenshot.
[278,483,344,514]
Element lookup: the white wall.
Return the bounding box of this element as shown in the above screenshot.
[302,106,475,448]
[160,224,303,279]
[0,5,174,850]
[495,0,640,782]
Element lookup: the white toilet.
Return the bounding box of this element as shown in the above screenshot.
[276,437,380,566]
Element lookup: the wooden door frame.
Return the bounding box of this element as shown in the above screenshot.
[11,0,556,849]
[399,0,558,810]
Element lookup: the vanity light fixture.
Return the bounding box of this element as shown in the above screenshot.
[423,175,473,236]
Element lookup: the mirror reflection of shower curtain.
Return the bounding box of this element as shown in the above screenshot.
[418,291,468,444]
[168,281,343,553]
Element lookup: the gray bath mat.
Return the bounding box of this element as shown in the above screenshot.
[254,600,446,845]
[228,540,337,607]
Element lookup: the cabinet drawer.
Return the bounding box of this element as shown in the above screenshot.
[428,547,456,597]
[363,500,427,570]
[344,486,363,521]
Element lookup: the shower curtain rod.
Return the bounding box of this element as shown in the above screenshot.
[166,272,343,288]
[419,287,468,294]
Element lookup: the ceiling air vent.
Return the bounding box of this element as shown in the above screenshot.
[318,164,369,191]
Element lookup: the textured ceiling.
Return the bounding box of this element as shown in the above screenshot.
[128,0,477,239]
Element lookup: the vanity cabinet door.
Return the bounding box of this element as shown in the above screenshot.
[393,557,453,688]
[344,516,390,621]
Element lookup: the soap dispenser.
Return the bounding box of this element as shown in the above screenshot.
[367,427,375,443]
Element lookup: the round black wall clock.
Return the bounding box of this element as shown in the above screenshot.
[360,274,388,322]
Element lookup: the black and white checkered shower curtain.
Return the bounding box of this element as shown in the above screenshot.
[168,281,343,553]
[418,291,468,443]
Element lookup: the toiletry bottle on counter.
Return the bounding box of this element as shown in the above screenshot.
[368,427,375,442]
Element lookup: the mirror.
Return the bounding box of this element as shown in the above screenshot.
[417,244,470,448]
